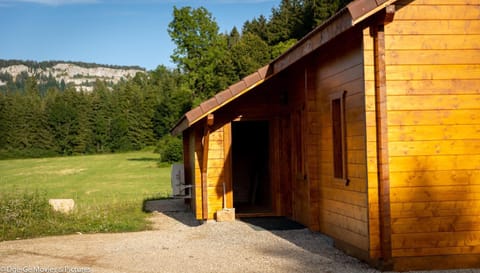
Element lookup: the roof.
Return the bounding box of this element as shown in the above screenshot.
[171,65,271,135]
[171,0,398,135]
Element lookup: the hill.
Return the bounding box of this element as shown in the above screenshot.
[0,59,145,92]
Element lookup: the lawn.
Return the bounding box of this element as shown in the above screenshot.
[0,149,172,241]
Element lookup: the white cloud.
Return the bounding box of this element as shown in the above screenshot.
[0,0,275,7]
[125,0,276,3]
[1,0,98,6]
[213,0,276,2]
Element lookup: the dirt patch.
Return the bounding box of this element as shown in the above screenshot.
[0,200,478,273]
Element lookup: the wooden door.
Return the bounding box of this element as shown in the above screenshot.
[291,107,309,226]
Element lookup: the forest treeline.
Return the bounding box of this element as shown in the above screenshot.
[0,0,348,160]
[0,68,190,159]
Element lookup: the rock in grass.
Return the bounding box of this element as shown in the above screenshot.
[48,199,75,214]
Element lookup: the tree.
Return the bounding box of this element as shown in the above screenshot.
[227,27,241,48]
[231,33,271,79]
[242,15,270,43]
[270,38,298,59]
[304,0,350,30]
[0,77,56,157]
[168,6,231,101]
[70,90,93,154]
[0,91,14,154]
[242,0,349,48]
[90,80,112,153]
[268,0,305,45]
[46,87,92,155]
[150,66,192,139]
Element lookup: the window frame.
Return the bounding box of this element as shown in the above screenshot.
[330,90,348,185]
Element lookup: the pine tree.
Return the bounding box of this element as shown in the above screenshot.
[0,91,12,154]
[90,80,113,153]
[46,87,80,155]
[150,66,192,139]
[70,90,93,154]
[242,15,270,44]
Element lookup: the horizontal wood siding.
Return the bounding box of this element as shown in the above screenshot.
[193,125,229,219]
[309,31,369,255]
[365,0,480,270]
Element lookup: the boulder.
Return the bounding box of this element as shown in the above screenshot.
[48,199,75,214]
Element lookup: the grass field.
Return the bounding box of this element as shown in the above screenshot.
[0,149,172,241]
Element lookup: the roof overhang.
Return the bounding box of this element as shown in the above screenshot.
[171,0,399,135]
[171,65,272,135]
[348,0,398,26]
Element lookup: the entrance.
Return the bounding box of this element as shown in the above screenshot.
[232,121,271,215]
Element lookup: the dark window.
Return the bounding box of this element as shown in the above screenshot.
[331,91,347,183]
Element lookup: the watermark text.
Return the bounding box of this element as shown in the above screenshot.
[0,266,91,273]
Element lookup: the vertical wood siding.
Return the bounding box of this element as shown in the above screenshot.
[365,0,480,269]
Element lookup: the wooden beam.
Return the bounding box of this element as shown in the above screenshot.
[223,122,233,209]
[383,5,395,24]
[371,23,393,270]
[350,0,397,26]
[201,114,214,220]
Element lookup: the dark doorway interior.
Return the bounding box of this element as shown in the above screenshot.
[232,121,271,214]
[240,216,305,231]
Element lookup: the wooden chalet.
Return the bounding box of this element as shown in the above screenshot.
[171,0,480,271]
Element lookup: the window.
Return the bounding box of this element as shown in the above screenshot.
[331,91,348,184]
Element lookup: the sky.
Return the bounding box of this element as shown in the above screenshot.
[0,0,280,70]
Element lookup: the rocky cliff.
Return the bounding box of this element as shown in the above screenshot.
[0,61,145,92]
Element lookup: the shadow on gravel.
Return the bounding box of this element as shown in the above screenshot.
[240,217,336,257]
[142,198,200,227]
[240,216,375,272]
[240,216,306,231]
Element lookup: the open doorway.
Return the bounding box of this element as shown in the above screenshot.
[232,121,271,215]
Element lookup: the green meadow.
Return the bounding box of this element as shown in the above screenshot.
[0,149,172,241]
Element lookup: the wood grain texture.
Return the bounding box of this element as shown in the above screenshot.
[393,254,480,271]
[185,0,480,269]
[307,31,369,253]
[379,0,480,268]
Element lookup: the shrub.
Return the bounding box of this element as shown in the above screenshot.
[156,135,183,163]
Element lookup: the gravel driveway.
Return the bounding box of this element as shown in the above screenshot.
[1,200,479,273]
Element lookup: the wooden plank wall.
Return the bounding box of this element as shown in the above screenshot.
[307,31,370,257]
[363,25,382,262]
[364,0,480,270]
[193,124,232,219]
[276,116,293,217]
[283,66,311,227]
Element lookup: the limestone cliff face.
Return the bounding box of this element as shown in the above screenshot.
[0,62,145,91]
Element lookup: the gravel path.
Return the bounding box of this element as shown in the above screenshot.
[1,201,479,273]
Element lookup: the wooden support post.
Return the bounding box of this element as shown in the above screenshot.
[201,114,214,220]
[223,122,233,209]
[371,5,395,270]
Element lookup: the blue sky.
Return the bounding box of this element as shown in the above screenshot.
[0,0,280,70]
